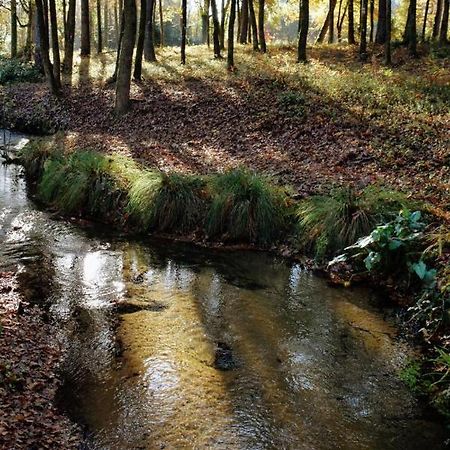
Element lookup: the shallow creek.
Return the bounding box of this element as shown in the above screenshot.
[0,131,446,449]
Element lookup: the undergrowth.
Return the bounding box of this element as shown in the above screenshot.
[0,57,41,85]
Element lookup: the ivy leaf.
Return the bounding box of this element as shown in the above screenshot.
[364,251,381,271]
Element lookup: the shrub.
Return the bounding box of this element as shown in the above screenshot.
[297,186,411,258]
[277,90,307,118]
[0,58,41,84]
[207,168,289,244]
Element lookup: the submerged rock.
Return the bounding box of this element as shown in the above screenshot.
[115,300,167,314]
[214,342,236,371]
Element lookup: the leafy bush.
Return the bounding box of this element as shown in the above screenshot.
[207,169,289,244]
[0,58,41,84]
[277,90,307,117]
[297,186,410,258]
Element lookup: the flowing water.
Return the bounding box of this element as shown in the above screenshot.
[0,131,446,449]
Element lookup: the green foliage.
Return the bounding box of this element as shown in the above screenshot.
[207,169,289,244]
[297,186,410,258]
[430,43,450,60]
[277,90,306,118]
[399,360,422,392]
[150,173,206,233]
[0,57,41,84]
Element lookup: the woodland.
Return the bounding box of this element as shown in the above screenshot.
[0,0,449,447]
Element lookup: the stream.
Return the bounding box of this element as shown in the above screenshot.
[0,130,446,449]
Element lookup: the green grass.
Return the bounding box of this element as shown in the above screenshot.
[206,168,290,244]
[297,186,412,258]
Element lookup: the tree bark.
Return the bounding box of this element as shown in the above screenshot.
[159,0,164,46]
[359,0,368,59]
[211,0,222,56]
[144,0,156,61]
[36,0,60,95]
[297,0,309,62]
[11,0,18,58]
[63,0,76,73]
[348,0,355,43]
[228,0,236,68]
[104,0,109,46]
[422,0,430,41]
[48,0,61,89]
[404,0,417,56]
[433,0,443,39]
[337,0,348,42]
[115,0,136,115]
[220,0,230,50]
[328,0,335,43]
[81,0,90,55]
[201,0,209,44]
[258,0,266,52]
[181,0,187,64]
[440,0,449,44]
[249,0,259,50]
[375,0,386,43]
[239,0,249,43]
[384,0,391,64]
[369,0,374,42]
[97,0,103,52]
[134,0,147,79]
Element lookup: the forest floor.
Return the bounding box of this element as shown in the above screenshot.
[1,44,449,215]
[0,271,81,449]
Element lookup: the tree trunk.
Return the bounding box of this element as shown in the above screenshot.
[228,0,236,68]
[104,0,109,46]
[317,10,330,43]
[81,0,90,55]
[422,0,430,41]
[440,0,449,44]
[97,0,103,52]
[359,0,368,59]
[248,0,259,50]
[114,0,119,43]
[181,0,187,64]
[63,0,76,73]
[337,0,348,42]
[134,0,146,79]
[220,0,230,50]
[144,0,156,61]
[25,1,33,60]
[384,0,391,64]
[404,0,417,56]
[48,0,61,89]
[36,0,60,95]
[115,0,136,114]
[258,0,266,52]
[369,0,374,42]
[211,0,222,56]
[239,0,249,43]
[297,0,309,62]
[328,0,335,43]
[375,0,386,43]
[433,0,443,39]
[348,0,355,43]
[111,9,125,81]
[11,0,18,58]
[159,0,164,46]
[201,0,209,44]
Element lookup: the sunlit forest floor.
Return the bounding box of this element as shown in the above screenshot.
[1,45,449,213]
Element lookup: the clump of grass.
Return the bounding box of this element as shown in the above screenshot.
[207,168,289,244]
[151,173,207,233]
[297,186,412,258]
[277,90,307,118]
[19,139,57,179]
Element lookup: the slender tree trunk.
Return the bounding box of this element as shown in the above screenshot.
[440,0,449,43]
[181,0,187,64]
[348,0,355,43]
[404,0,417,56]
[97,0,103,52]
[111,9,125,81]
[359,0,368,59]
[144,0,156,61]
[48,0,61,89]
[211,0,222,56]
[104,0,109,46]
[114,0,119,43]
[228,0,236,68]
[317,10,330,42]
[159,0,164,46]
[422,0,430,41]
[63,0,76,73]
[239,0,249,43]
[36,0,60,95]
[384,0,391,64]
[33,4,43,70]
[258,0,266,52]
[220,0,230,49]
[297,0,309,62]
[63,0,67,35]
[337,0,348,41]
[115,0,136,114]
[11,0,18,57]
[134,0,147,78]
[25,1,33,60]
[237,0,241,42]
[328,0,335,43]
[369,0,374,42]
[375,0,386,43]
[433,0,443,39]
[81,0,90,55]
[248,0,259,50]
[201,0,209,44]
